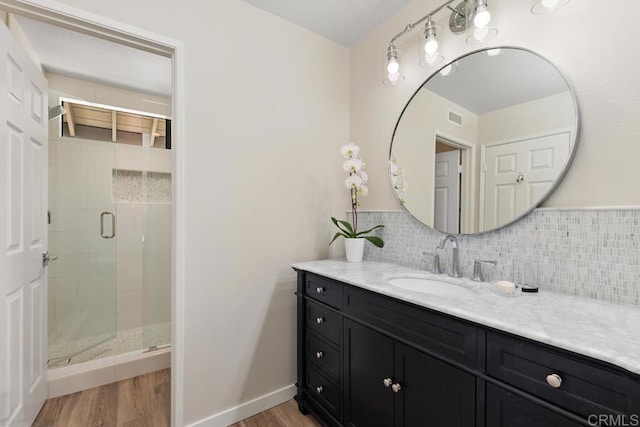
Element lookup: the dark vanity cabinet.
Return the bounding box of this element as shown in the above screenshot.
[295,270,640,427]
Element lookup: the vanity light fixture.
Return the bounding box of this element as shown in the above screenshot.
[384,44,405,85]
[383,0,572,85]
[531,0,571,14]
[420,16,444,68]
[466,0,498,44]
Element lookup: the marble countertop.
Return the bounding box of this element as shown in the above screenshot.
[292,259,640,376]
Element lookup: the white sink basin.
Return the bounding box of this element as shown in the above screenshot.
[386,276,476,298]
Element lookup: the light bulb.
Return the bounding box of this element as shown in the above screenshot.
[440,65,453,76]
[473,4,491,28]
[387,71,400,83]
[387,58,399,74]
[541,0,560,9]
[424,37,438,55]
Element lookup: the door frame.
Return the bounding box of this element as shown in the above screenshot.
[479,128,573,232]
[0,1,186,425]
[433,131,476,234]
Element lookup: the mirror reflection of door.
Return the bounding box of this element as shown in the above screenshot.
[481,131,572,231]
[434,141,461,234]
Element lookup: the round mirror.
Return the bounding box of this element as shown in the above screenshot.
[389,47,579,234]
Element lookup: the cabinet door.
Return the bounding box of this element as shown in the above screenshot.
[344,319,394,427]
[486,384,582,427]
[394,342,476,427]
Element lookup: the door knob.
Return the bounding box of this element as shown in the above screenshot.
[546,373,562,388]
[316,386,324,394]
[316,287,325,294]
[383,378,393,387]
[392,383,402,393]
[42,251,58,267]
[316,317,324,324]
[316,351,324,359]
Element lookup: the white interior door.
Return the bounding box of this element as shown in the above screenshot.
[0,21,49,426]
[482,132,571,231]
[434,150,461,233]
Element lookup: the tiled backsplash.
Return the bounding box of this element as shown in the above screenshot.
[357,209,640,306]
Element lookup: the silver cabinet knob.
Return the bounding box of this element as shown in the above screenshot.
[316,351,324,359]
[316,317,324,324]
[316,386,324,393]
[392,383,402,393]
[383,378,393,387]
[316,287,325,294]
[546,373,562,388]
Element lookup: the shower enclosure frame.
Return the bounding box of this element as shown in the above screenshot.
[0,1,186,425]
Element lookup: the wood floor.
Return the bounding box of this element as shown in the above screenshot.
[230,400,321,427]
[33,369,171,427]
[33,369,319,427]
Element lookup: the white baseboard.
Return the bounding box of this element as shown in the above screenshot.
[186,384,296,427]
[47,348,171,398]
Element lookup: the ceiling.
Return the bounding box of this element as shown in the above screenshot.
[426,49,570,115]
[239,0,412,46]
[15,16,172,97]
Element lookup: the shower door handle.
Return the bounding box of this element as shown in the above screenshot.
[100,211,116,239]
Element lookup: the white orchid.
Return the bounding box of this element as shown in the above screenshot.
[340,142,360,159]
[343,158,363,173]
[330,142,384,250]
[345,174,363,190]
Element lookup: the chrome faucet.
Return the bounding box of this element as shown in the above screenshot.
[438,234,462,278]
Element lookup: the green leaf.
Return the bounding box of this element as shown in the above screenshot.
[364,236,384,248]
[331,217,355,237]
[355,224,384,237]
[329,231,348,246]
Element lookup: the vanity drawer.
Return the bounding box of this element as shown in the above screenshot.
[306,366,341,420]
[343,285,477,367]
[306,273,342,309]
[306,330,340,383]
[486,332,640,418]
[306,299,341,345]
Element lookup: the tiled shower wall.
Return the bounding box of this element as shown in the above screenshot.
[357,209,640,306]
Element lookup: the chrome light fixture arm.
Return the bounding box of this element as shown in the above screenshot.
[388,0,461,48]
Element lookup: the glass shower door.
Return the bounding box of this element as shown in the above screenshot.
[47,135,118,366]
[113,114,171,355]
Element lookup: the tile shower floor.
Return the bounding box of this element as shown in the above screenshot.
[48,321,171,367]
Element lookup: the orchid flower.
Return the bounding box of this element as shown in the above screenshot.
[345,174,363,190]
[343,158,363,173]
[340,142,360,159]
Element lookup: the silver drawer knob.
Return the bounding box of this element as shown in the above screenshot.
[316,386,324,393]
[546,373,562,388]
[316,351,324,359]
[392,383,402,393]
[383,378,393,387]
[316,287,325,294]
[316,317,324,324]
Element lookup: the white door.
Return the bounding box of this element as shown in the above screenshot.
[0,21,49,426]
[482,132,571,231]
[434,150,461,233]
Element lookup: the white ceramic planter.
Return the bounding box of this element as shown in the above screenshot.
[344,238,365,263]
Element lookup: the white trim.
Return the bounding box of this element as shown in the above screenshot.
[0,1,186,425]
[536,206,640,212]
[47,347,171,398]
[186,384,297,427]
